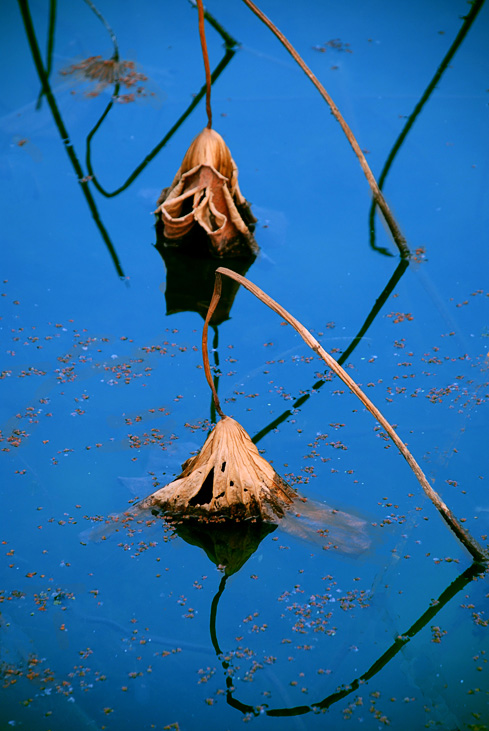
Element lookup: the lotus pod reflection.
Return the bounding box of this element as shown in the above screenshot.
[140,416,294,521]
[155,128,257,257]
[156,245,256,325]
[174,518,277,576]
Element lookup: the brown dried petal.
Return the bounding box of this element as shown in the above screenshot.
[155,128,257,256]
[180,127,234,182]
[140,416,294,521]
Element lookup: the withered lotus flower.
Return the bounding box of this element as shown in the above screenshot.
[155,128,258,257]
[139,416,294,521]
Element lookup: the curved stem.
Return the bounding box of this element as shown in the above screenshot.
[252,258,409,444]
[197,0,213,128]
[240,0,409,258]
[83,0,119,59]
[188,0,238,49]
[205,267,487,563]
[202,275,226,418]
[210,326,220,424]
[85,48,235,197]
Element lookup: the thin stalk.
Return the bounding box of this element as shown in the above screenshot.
[188,0,239,49]
[240,0,409,258]
[202,275,226,418]
[252,258,409,444]
[202,267,487,563]
[197,0,213,128]
[85,48,235,197]
[210,325,220,424]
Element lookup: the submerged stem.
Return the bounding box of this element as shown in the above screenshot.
[35,0,57,109]
[204,267,487,563]
[83,0,119,59]
[240,0,409,258]
[197,0,213,128]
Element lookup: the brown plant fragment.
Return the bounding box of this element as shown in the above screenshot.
[155,128,257,257]
[140,416,293,521]
[60,55,150,100]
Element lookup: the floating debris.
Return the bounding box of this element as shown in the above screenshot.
[60,54,152,101]
[312,38,352,53]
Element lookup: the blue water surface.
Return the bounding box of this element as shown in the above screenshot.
[1,0,489,729]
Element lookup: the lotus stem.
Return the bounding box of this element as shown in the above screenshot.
[203,267,487,563]
[202,274,226,418]
[240,0,410,259]
[197,0,213,128]
[188,0,238,50]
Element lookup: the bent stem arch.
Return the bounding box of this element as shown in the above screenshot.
[202,267,487,563]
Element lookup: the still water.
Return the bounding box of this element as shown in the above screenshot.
[1,0,489,729]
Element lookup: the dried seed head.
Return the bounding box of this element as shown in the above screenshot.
[155,128,257,256]
[180,128,234,186]
[140,416,294,521]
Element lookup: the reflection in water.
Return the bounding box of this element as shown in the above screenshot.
[208,561,485,718]
[35,0,56,109]
[156,244,256,325]
[157,243,256,421]
[368,0,485,255]
[18,0,125,277]
[174,518,277,576]
[60,55,151,102]
[252,259,409,444]
[85,14,238,197]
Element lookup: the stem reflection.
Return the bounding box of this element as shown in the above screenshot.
[369,0,485,254]
[252,259,409,444]
[209,561,485,717]
[85,9,238,197]
[18,0,125,277]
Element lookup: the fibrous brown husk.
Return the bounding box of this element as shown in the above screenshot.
[155,128,258,257]
[139,416,294,521]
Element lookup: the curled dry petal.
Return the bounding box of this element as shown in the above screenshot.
[139,416,294,521]
[155,128,257,257]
